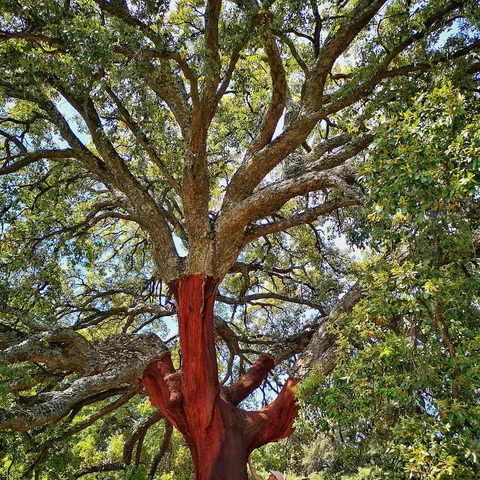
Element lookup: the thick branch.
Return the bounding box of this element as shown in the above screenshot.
[222,0,385,209]
[250,30,287,152]
[315,1,471,120]
[307,134,374,172]
[112,45,196,125]
[202,0,223,111]
[41,89,180,281]
[0,333,168,431]
[247,377,300,450]
[75,463,125,479]
[0,307,49,332]
[92,0,147,31]
[302,0,388,110]
[267,324,318,365]
[0,329,91,373]
[215,166,361,276]
[0,32,65,49]
[291,284,363,382]
[222,355,275,406]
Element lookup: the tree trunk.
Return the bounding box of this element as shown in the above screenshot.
[142,275,299,480]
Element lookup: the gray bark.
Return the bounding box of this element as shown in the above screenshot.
[0,331,167,431]
[291,284,363,382]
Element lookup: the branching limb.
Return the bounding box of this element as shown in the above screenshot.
[112,45,197,120]
[202,0,223,111]
[123,411,164,465]
[105,86,182,197]
[148,420,173,478]
[316,1,474,120]
[216,165,362,275]
[92,0,147,31]
[72,299,176,330]
[0,148,76,175]
[222,355,275,406]
[36,84,180,281]
[217,292,325,312]
[272,30,309,74]
[291,284,363,381]
[303,0,388,110]
[267,324,318,365]
[0,328,91,372]
[243,198,359,245]
[222,0,385,210]
[0,32,64,49]
[250,29,287,152]
[221,164,360,241]
[0,307,50,332]
[31,199,143,246]
[0,332,168,431]
[75,463,125,479]
[307,134,374,172]
[54,388,138,442]
[215,9,266,102]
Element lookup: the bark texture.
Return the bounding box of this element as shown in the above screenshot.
[142,275,299,480]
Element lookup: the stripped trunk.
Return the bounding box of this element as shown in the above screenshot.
[142,275,299,480]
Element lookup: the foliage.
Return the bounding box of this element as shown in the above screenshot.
[299,85,480,479]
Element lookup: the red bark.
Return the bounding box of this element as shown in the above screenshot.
[142,275,299,480]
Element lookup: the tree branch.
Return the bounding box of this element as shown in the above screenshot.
[202,0,223,111]
[0,148,76,175]
[92,0,147,31]
[39,84,180,281]
[274,30,309,73]
[0,329,91,372]
[243,198,359,244]
[112,44,198,115]
[215,165,362,275]
[222,354,275,406]
[315,0,471,120]
[148,420,173,478]
[215,9,266,102]
[54,388,138,442]
[0,333,168,431]
[307,133,374,172]
[0,32,65,49]
[291,284,363,381]
[75,463,125,479]
[217,292,325,311]
[250,29,287,152]
[302,0,388,110]
[105,85,182,196]
[123,411,164,465]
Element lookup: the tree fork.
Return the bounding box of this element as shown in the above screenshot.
[142,275,299,480]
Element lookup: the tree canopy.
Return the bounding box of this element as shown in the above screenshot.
[0,0,479,478]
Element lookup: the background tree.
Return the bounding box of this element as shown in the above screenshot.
[0,0,479,479]
[297,83,480,480]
